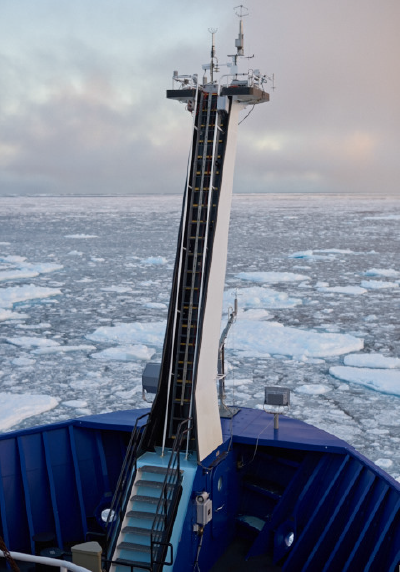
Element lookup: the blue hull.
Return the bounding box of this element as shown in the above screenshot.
[1,408,400,571]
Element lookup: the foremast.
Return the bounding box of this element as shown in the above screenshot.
[148,11,270,462]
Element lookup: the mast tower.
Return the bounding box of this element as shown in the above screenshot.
[148,9,270,462]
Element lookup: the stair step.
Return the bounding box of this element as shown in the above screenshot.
[136,479,174,490]
[132,494,167,505]
[127,510,166,521]
[116,558,152,571]
[140,465,182,478]
[122,526,152,536]
[118,541,151,554]
[237,514,266,532]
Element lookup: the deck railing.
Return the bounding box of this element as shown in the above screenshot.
[0,551,91,572]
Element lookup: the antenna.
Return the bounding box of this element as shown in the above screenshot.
[234,4,249,19]
[208,28,218,83]
[234,5,248,57]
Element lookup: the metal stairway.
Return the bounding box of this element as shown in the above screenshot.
[113,464,182,572]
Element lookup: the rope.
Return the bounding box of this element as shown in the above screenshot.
[0,537,20,572]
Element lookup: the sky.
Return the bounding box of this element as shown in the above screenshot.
[1,0,399,196]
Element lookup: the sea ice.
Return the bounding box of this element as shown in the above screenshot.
[141,256,167,265]
[224,286,302,310]
[91,344,155,361]
[317,285,367,295]
[375,459,394,469]
[6,336,60,348]
[63,400,88,408]
[344,353,400,369]
[364,268,399,278]
[64,234,98,238]
[225,320,363,359]
[296,384,332,395]
[236,272,309,284]
[288,250,336,260]
[0,285,61,309]
[0,310,28,322]
[86,321,166,347]
[0,269,39,282]
[364,215,400,220]
[12,357,36,366]
[237,309,272,321]
[101,286,133,293]
[0,392,58,431]
[32,344,96,355]
[361,280,399,289]
[329,366,400,396]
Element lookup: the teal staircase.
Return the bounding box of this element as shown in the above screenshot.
[113,464,182,572]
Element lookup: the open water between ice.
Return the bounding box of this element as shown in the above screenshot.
[0,194,400,480]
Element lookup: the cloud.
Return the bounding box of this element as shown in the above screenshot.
[0,0,399,195]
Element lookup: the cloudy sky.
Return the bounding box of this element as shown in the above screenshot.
[1,0,399,196]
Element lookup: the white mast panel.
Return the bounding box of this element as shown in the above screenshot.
[194,101,241,462]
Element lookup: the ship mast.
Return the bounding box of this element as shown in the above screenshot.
[148,8,270,462]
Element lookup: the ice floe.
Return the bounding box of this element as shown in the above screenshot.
[317,285,367,295]
[0,285,61,309]
[32,345,96,355]
[288,250,336,260]
[0,269,39,282]
[63,400,88,408]
[329,366,400,396]
[143,302,168,310]
[236,271,309,284]
[86,321,166,346]
[0,258,63,282]
[295,384,332,395]
[12,357,36,366]
[141,256,167,265]
[361,280,399,289]
[0,392,58,431]
[364,215,400,220]
[101,286,133,293]
[64,234,98,238]
[0,309,29,322]
[225,320,363,359]
[364,268,399,278]
[91,344,155,361]
[224,286,302,310]
[6,336,60,348]
[344,353,400,369]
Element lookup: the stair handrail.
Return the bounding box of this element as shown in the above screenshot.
[105,411,151,560]
[150,417,191,570]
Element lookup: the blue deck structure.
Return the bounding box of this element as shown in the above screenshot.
[1,408,400,570]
